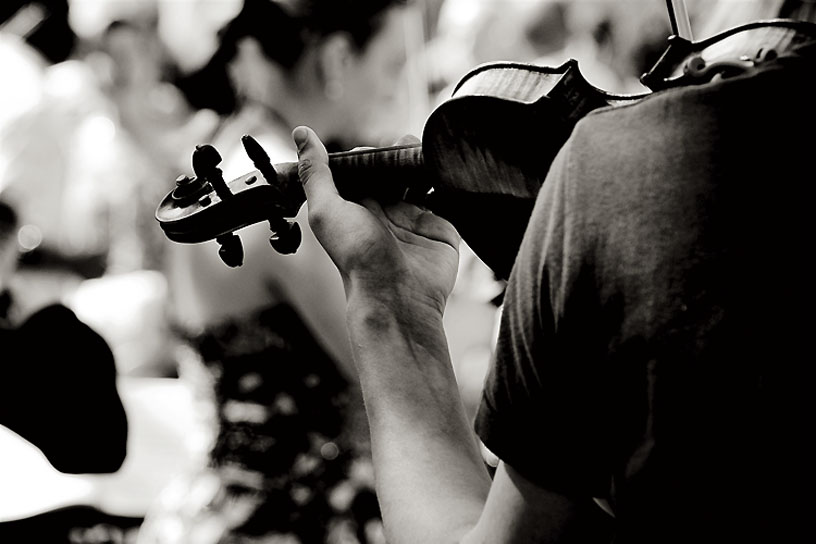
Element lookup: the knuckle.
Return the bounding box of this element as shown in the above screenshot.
[307,205,328,232]
[297,158,314,183]
[298,158,331,187]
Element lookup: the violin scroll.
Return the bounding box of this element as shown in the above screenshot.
[157,136,305,267]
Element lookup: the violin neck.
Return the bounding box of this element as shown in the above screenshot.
[280,142,428,204]
[329,142,424,171]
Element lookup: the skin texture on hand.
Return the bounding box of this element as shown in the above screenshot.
[292,125,460,317]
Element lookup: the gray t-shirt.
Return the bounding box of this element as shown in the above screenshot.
[476,60,814,543]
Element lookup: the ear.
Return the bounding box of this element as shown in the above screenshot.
[316,32,355,100]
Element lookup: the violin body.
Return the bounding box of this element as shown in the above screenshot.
[422,60,643,278]
[156,19,816,280]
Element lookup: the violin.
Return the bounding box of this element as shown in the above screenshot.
[155,6,816,280]
[156,59,645,279]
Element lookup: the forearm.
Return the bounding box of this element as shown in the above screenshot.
[346,286,492,543]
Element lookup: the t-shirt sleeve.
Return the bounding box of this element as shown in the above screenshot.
[474,136,613,499]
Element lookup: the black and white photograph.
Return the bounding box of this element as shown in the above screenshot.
[0,1,812,542]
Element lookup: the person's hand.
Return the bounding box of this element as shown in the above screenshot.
[293,126,460,315]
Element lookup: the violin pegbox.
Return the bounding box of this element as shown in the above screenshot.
[155,136,305,268]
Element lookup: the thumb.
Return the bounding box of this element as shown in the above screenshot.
[293,126,338,212]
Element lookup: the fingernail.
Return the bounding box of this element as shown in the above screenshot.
[292,126,308,153]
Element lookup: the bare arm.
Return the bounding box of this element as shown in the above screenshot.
[294,126,594,543]
[346,290,594,544]
[346,284,492,542]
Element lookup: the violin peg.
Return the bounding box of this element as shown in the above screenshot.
[268,217,301,255]
[241,134,278,183]
[241,134,269,164]
[192,144,223,177]
[216,232,244,267]
[193,144,233,201]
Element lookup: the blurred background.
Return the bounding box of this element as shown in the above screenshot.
[0,1,788,542]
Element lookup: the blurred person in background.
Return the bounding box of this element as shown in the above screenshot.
[61,6,226,379]
[0,4,129,476]
[0,0,73,65]
[1,0,149,310]
[1,0,192,380]
[289,0,816,542]
[0,198,127,474]
[0,198,130,543]
[469,0,630,91]
[560,1,670,92]
[425,0,660,102]
[0,0,110,295]
[1,4,193,542]
[141,1,422,542]
[89,14,218,274]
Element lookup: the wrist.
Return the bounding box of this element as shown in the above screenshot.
[345,275,447,331]
[344,277,459,414]
[345,278,451,366]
